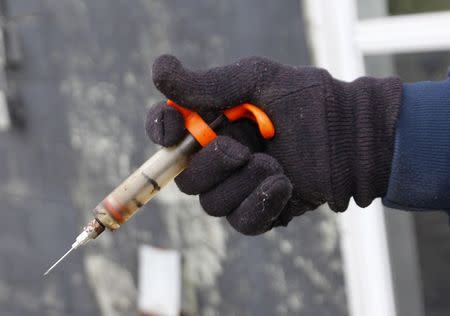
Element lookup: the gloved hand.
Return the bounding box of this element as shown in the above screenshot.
[146,55,402,235]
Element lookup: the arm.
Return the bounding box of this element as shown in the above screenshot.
[383,71,450,220]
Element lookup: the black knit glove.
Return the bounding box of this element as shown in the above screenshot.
[146,55,402,235]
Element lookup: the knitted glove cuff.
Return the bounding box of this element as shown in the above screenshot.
[324,73,402,211]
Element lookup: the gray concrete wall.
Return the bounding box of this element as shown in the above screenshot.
[0,1,347,315]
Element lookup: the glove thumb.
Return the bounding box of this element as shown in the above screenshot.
[152,55,268,111]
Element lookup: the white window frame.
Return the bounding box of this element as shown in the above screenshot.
[0,90,10,130]
[0,29,9,131]
[302,1,449,316]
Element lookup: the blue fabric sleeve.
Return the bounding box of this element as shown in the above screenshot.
[383,70,450,218]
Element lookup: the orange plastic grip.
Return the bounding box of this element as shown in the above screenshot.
[223,103,275,139]
[167,100,275,147]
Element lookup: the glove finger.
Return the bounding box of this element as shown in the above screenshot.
[145,101,185,146]
[227,174,292,235]
[273,194,324,227]
[145,100,263,151]
[220,120,265,153]
[152,54,277,111]
[175,136,251,195]
[199,153,283,217]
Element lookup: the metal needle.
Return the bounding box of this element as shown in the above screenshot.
[43,246,76,276]
[43,220,104,277]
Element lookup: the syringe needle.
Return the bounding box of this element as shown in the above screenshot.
[44,246,76,276]
[43,220,105,277]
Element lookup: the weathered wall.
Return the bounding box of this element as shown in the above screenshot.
[0,1,347,315]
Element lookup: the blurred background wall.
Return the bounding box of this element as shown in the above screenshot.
[0,1,347,315]
[1,1,450,316]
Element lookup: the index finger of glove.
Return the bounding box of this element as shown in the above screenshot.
[175,136,251,195]
[152,55,276,111]
[145,101,186,147]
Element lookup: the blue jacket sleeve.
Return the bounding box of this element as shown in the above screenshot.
[383,70,450,218]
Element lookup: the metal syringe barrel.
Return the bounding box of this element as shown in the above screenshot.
[92,134,198,230]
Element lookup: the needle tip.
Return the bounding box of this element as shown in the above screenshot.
[43,225,98,277]
[43,265,56,277]
[43,246,75,277]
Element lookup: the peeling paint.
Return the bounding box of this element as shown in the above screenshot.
[155,182,228,313]
[62,75,135,209]
[280,239,293,254]
[0,280,64,313]
[264,264,288,295]
[287,292,304,312]
[294,256,332,291]
[84,255,137,316]
[317,209,339,254]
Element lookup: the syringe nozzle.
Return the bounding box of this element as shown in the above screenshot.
[43,219,105,276]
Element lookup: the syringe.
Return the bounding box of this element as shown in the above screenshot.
[44,101,275,276]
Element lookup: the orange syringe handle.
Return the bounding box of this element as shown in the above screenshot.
[166,100,275,147]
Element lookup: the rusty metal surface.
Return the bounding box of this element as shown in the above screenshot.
[0,1,347,315]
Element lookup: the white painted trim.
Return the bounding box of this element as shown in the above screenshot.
[356,11,450,54]
[0,90,10,131]
[303,1,396,316]
[0,29,8,131]
[138,245,181,316]
[303,0,364,77]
